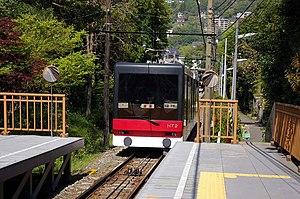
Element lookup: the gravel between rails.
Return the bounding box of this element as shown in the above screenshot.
[51,147,128,199]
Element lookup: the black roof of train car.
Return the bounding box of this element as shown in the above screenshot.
[114,62,185,76]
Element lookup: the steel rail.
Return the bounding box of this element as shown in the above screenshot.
[127,155,164,199]
[76,154,135,199]
[77,153,164,199]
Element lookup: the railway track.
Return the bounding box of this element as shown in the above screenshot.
[77,152,164,199]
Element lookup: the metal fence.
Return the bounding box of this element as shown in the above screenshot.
[195,99,238,144]
[273,103,300,161]
[0,93,67,137]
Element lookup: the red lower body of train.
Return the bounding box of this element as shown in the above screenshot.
[112,62,198,148]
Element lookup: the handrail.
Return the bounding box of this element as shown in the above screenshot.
[273,102,300,161]
[195,99,238,144]
[0,92,67,137]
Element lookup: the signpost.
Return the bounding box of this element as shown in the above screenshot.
[43,65,60,136]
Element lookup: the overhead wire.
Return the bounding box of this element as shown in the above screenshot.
[118,6,161,40]
[219,0,271,44]
[234,0,271,46]
[217,0,238,18]
[216,0,270,74]
[195,0,206,48]
[217,0,259,37]
[214,0,230,11]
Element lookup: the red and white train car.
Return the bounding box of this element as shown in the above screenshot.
[112,62,198,148]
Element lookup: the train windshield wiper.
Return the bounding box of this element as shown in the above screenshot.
[125,116,160,126]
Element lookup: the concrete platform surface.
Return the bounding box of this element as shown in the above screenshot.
[137,142,300,199]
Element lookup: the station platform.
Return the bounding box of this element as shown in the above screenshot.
[0,135,84,199]
[137,141,300,199]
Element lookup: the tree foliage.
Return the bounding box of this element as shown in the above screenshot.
[223,0,300,114]
[249,0,300,107]
[0,17,46,92]
[15,14,85,60]
[54,51,96,90]
[0,0,174,147]
[0,18,24,75]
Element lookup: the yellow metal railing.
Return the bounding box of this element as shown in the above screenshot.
[0,92,67,137]
[273,103,300,161]
[195,99,238,144]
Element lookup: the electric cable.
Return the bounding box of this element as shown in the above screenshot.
[214,0,230,11]
[218,0,238,18]
[195,0,206,48]
[217,0,258,37]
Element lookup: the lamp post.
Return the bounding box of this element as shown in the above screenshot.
[231,18,239,100]
[223,38,228,99]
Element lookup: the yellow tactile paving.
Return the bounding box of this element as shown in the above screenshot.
[197,172,291,199]
[197,172,226,199]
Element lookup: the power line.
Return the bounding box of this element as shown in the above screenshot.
[217,0,259,37]
[218,0,238,17]
[100,30,215,36]
[232,0,271,47]
[120,7,156,39]
[238,0,271,31]
[218,0,270,40]
[214,0,230,11]
[195,0,206,48]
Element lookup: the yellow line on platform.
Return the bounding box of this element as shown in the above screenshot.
[197,172,290,199]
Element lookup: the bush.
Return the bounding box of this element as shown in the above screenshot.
[67,113,103,154]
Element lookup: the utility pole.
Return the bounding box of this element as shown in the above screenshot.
[223,38,227,99]
[203,0,213,142]
[231,18,239,100]
[103,0,111,148]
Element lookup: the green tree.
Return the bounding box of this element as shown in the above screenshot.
[0,17,46,92]
[15,14,85,60]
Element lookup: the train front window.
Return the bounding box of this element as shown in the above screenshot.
[118,74,178,120]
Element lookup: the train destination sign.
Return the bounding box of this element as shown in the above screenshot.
[43,65,60,83]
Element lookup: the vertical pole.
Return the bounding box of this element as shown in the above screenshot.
[219,55,224,96]
[223,38,227,99]
[232,18,239,100]
[230,19,239,143]
[204,0,213,142]
[233,101,238,144]
[51,85,53,137]
[3,95,7,134]
[62,96,66,137]
[104,0,111,148]
[195,100,201,143]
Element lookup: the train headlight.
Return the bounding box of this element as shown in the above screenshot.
[118,131,129,135]
[165,132,177,136]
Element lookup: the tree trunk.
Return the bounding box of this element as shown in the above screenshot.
[86,27,94,116]
[103,0,111,148]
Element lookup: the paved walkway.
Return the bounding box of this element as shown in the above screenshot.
[239,112,264,142]
[239,112,300,174]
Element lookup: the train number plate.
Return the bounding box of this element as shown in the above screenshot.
[164,103,177,109]
[118,102,129,108]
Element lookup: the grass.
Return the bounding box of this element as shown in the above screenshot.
[31,112,111,175]
[71,152,103,174]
